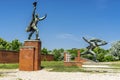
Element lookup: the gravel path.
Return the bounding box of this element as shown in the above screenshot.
[0,69,120,80]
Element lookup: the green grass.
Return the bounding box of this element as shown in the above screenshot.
[0,74,2,77]
[0,63,18,69]
[41,61,84,72]
[0,74,4,77]
[0,62,84,72]
[111,63,120,67]
[0,61,120,72]
[107,61,120,67]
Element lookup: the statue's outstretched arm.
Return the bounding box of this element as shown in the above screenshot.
[97,41,108,46]
[82,37,91,44]
[39,14,47,21]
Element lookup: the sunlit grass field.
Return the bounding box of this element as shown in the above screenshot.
[0,63,18,69]
[41,61,84,72]
[0,61,120,72]
[0,61,84,72]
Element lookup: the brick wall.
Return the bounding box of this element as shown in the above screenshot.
[41,54,54,61]
[0,50,54,63]
[0,50,19,63]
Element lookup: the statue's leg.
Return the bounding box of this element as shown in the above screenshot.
[80,49,88,55]
[36,30,39,40]
[33,26,39,40]
[89,50,98,62]
[36,29,39,40]
[28,30,34,40]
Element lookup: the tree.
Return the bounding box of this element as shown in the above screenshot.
[67,48,78,60]
[103,54,114,62]
[94,47,108,62]
[0,38,10,50]
[10,39,22,51]
[52,48,64,61]
[41,48,48,55]
[0,38,22,51]
[110,41,120,60]
[58,48,64,60]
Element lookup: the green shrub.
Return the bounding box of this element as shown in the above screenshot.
[97,53,105,62]
[103,55,114,62]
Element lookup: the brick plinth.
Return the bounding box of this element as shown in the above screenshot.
[75,50,81,61]
[74,49,87,62]
[19,40,41,71]
[64,52,67,61]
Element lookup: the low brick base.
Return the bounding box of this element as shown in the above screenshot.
[64,61,83,67]
[75,57,87,62]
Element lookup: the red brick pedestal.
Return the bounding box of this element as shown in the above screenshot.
[19,40,41,71]
[75,49,81,61]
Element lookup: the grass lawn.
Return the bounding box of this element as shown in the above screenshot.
[0,63,18,69]
[0,61,120,72]
[0,61,84,72]
[109,61,120,67]
[41,61,84,72]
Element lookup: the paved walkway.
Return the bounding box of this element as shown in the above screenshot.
[0,69,120,80]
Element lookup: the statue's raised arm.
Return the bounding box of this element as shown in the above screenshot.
[82,37,91,45]
[32,2,37,18]
[29,2,37,27]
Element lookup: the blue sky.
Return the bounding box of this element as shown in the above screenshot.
[0,0,120,50]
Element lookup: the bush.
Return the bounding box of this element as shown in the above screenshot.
[97,53,105,62]
[71,53,76,60]
[103,55,114,62]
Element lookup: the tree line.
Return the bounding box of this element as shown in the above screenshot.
[0,38,22,51]
[41,41,120,62]
[0,37,120,62]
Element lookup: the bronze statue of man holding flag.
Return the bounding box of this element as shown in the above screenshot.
[26,2,47,40]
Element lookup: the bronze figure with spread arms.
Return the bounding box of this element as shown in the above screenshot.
[26,2,47,40]
[81,37,107,62]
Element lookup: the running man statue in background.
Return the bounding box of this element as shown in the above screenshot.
[81,37,107,62]
[26,2,47,40]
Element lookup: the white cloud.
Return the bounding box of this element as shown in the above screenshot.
[56,33,81,42]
